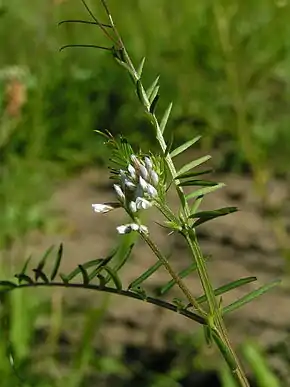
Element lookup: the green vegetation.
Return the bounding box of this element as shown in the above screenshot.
[0,0,289,385]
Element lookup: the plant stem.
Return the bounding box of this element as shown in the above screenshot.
[185,229,250,387]
[140,232,206,317]
[10,282,206,325]
[98,2,250,385]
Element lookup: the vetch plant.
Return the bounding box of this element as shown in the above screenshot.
[0,1,281,386]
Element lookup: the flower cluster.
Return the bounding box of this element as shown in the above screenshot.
[92,154,159,235]
[114,154,159,213]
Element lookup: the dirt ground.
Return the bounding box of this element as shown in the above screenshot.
[12,167,290,381]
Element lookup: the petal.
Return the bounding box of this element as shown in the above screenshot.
[139,164,149,180]
[130,223,139,231]
[150,170,159,187]
[146,184,158,198]
[139,176,148,190]
[117,224,131,234]
[136,197,152,210]
[129,201,137,213]
[144,156,153,171]
[92,203,114,213]
[128,164,136,179]
[125,179,136,190]
[114,184,125,202]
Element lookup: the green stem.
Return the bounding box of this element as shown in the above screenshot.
[6,282,206,325]
[140,232,206,317]
[185,230,249,387]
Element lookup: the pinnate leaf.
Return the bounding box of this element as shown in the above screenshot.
[186,183,225,201]
[50,243,63,281]
[189,206,238,226]
[192,276,257,305]
[137,57,146,78]
[160,102,173,134]
[222,279,281,315]
[170,136,201,158]
[146,75,160,99]
[176,155,211,178]
[128,261,162,290]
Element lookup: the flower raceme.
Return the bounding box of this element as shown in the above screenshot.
[92,154,160,234]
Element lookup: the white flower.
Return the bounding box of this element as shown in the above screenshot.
[114,184,125,202]
[150,170,159,187]
[144,156,153,171]
[146,184,158,198]
[116,223,149,234]
[117,224,132,234]
[139,176,148,190]
[128,164,136,179]
[129,201,137,213]
[130,223,140,231]
[136,197,152,210]
[139,164,149,180]
[92,203,120,213]
[124,179,136,190]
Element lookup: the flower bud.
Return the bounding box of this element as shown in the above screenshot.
[131,154,142,170]
[129,201,137,213]
[128,164,136,179]
[150,170,159,187]
[117,224,132,234]
[136,197,152,210]
[144,156,153,171]
[139,164,149,180]
[139,176,148,190]
[114,184,125,202]
[146,184,158,198]
[92,203,117,213]
[125,179,136,190]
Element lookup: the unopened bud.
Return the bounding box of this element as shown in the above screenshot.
[129,201,137,213]
[139,164,149,180]
[144,157,153,171]
[147,184,158,198]
[114,184,125,202]
[150,170,159,187]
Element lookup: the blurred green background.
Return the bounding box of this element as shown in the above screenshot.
[0,0,290,386]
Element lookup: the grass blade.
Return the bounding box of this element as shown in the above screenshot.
[170,136,201,158]
[242,342,282,387]
[175,155,211,178]
[223,279,281,315]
